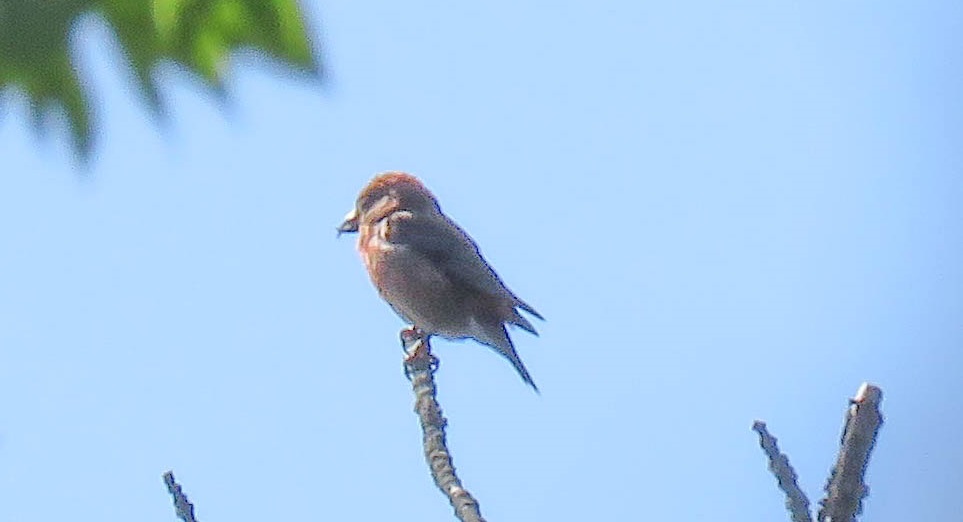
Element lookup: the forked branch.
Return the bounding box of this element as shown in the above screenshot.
[756,382,884,522]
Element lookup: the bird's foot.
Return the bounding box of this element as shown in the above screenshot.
[399,326,425,349]
[404,339,434,364]
[400,327,438,379]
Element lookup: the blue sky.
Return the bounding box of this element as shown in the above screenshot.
[2,1,961,520]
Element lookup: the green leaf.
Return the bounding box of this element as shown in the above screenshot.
[0,0,95,155]
[0,0,320,160]
[101,1,164,110]
[160,0,320,87]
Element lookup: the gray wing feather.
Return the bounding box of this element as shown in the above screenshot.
[387,211,535,310]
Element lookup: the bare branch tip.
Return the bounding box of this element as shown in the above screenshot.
[854,382,883,404]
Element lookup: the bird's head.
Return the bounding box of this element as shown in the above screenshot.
[337,171,439,236]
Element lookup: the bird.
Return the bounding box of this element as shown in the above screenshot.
[338,171,543,391]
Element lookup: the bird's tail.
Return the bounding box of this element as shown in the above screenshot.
[478,322,539,393]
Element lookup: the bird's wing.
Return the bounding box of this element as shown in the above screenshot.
[386,210,520,302]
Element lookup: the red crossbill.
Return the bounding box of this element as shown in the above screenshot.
[338,172,543,391]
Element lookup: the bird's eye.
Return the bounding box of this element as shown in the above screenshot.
[359,193,377,212]
[359,193,390,214]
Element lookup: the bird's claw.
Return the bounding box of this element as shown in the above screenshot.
[399,326,425,349]
[400,327,438,380]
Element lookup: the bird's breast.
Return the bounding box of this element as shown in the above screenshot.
[358,221,393,274]
[358,223,471,335]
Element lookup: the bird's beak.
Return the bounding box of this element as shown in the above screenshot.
[337,209,359,237]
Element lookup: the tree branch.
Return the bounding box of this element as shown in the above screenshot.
[162,470,199,522]
[402,332,486,522]
[817,383,884,522]
[755,383,885,522]
[753,420,813,522]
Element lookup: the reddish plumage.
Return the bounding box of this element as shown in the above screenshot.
[338,171,543,390]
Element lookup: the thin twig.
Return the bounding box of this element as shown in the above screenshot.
[403,333,486,522]
[818,383,884,522]
[752,420,814,522]
[163,471,199,522]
